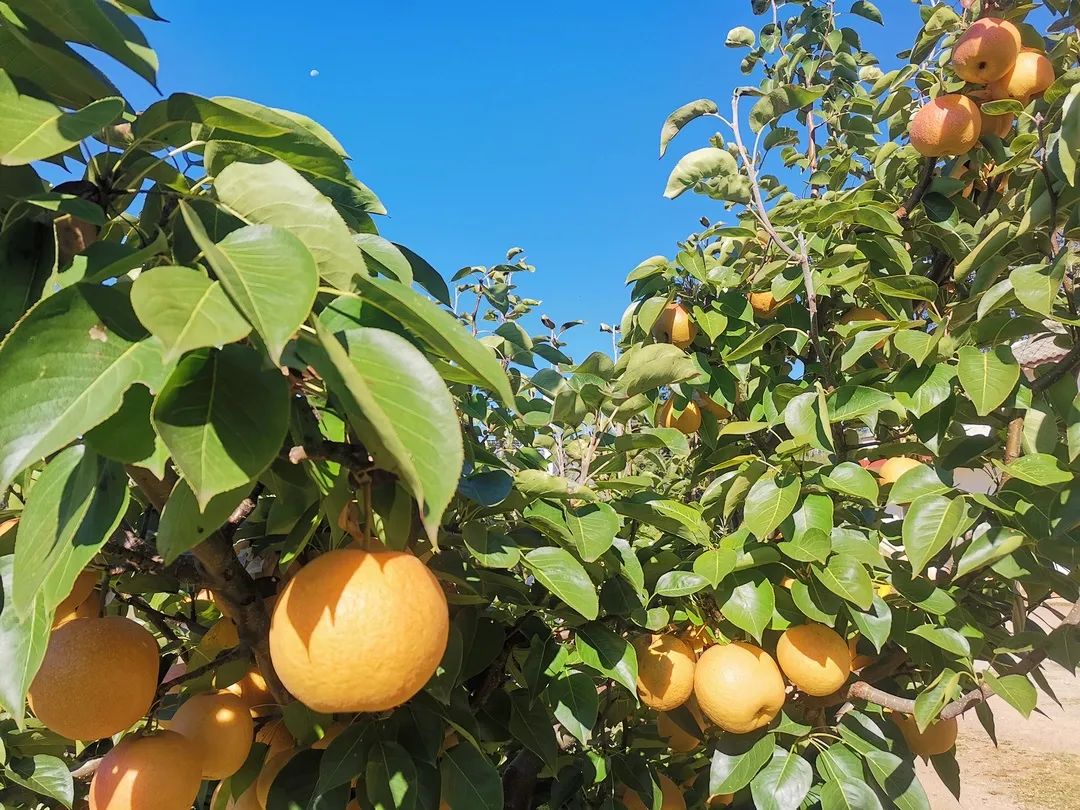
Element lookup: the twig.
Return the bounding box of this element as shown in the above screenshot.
[222,482,265,540]
[114,593,203,639]
[156,646,247,699]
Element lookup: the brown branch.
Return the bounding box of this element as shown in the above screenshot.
[1004,416,1025,464]
[221,482,265,540]
[155,646,247,700]
[286,441,372,471]
[114,594,204,640]
[1031,341,1080,394]
[126,466,291,706]
[103,527,202,584]
[896,157,937,221]
[841,599,1080,721]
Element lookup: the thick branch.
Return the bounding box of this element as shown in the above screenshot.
[896,157,937,221]
[1031,341,1080,394]
[287,441,372,471]
[126,466,291,706]
[842,599,1080,721]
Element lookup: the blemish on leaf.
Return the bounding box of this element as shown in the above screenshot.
[88,324,108,342]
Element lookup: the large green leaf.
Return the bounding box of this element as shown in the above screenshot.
[820,777,883,810]
[710,734,775,795]
[130,265,251,362]
[575,622,637,694]
[152,344,288,510]
[300,324,463,542]
[14,445,126,617]
[137,93,293,139]
[183,209,318,363]
[214,159,365,290]
[718,576,775,642]
[0,70,122,166]
[0,218,52,338]
[750,747,813,810]
[956,346,1019,416]
[0,556,50,725]
[156,478,251,564]
[350,275,516,409]
[0,283,169,493]
[4,0,158,84]
[743,475,800,540]
[617,343,700,396]
[564,502,618,562]
[365,741,419,810]
[983,672,1036,718]
[2,754,73,808]
[664,146,745,200]
[955,527,1025,577]
[0,4,121,110]
[814,554,873,611]
[523,547,598,620]
[863,750,930,810]
[546,670,597,745]
[903,494,964,573]
[439,744,501,810]
[659,99,719,157]
[83,384,169,477]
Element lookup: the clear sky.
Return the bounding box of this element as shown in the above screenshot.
[116,1,921,357]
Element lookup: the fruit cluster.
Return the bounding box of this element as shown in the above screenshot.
[909,17,1055,156]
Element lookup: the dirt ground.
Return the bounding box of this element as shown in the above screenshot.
[917,601,1080,810]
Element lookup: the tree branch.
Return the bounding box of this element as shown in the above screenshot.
[287,441,372,472]
[126,466,291,706]
[1031,341,1080,394]
[896,157,937,221]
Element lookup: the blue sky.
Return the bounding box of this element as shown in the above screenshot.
[117,1,922,357]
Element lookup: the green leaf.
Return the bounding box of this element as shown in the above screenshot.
[655,571,710,597]
[983,672,1036,718]
[823,462,879,502]
[894,330,939,366]
[14,445,127,617]
[820,777,883,810]
[955,527,1025,578]
[863,750,930,810]
[870,275,938,301]
[743,475,800,540]
[710,734,775,794]
[718,576,775,642]
[3,754,73,808]
[908,625,971,658]
[814,554,873,611]
[887,463,952,505]
[816,743,863,783]
[461,523,520,569]
[994,453,1073,486]
[1010,259,1066,317]
[663,146,746,201]
[523,547,598,620]
[130,265,251,363]
[1055,83,1079,185]
[903,494,964,574]
[152,344,288,510]
[726,26,756,47]
[565,502,618,562]
[5,0,158,84]
[301,323,463,542]
[156,478,251,564]
[350,275,516,409]
[137,93,293,139]
[575,622,637,693]
[509,691,556,769]
[183,209,318,364]
[618,343,699,396]
[365,741,418,810]
[659,99,718,157]
[827,386,892,423]
[214,159,365,291]
[612,494,709,543]
[546,670,598,745]
[750,747,813,810]
[849,595,892,652]
[0,556,50,725]
[749,86,826,133]
[693,548,737,588]
[894,364,955,419]
[439,744,501,810]
[724,324,785,363]
[957,346,1020,416]
[84,384,168,477]
[850,0,883,24]
[0,284,169,494]
[0,70,122,165]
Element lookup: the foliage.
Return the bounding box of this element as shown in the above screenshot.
[0,0,1078,809]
